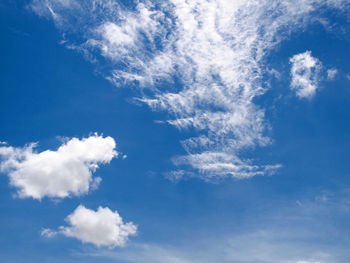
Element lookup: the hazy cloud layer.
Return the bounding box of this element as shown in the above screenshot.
[83,189,350,262]
[0,134,118,199]
[30,0,349,180]
[42,205,137,247]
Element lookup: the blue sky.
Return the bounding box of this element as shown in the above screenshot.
[1,0,350,262]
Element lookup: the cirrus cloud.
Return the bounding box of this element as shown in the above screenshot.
[29,0,350,180]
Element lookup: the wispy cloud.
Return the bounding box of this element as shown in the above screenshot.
[42,205,137,248]
[80,231,333,263]
[0,134,118,199]
[41,228,57,238]
[29,0,349,180]
[326,68,338,80]
[76,188,350,263]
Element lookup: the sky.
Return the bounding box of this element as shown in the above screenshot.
[1,0,350,262]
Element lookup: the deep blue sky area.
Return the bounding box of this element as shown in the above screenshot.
[1,1,350,263]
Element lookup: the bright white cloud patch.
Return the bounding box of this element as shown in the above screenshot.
[30,0,349,180]
[0,134,118,199]
[290,51,323,99]
[43,205,137,248]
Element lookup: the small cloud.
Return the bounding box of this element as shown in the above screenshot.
[315,194,328,202]
[327,68,338,80]
[122,154,128,159]
[56,205,137,248]
[153,120,166,124]
[91,176,102,191]
[290,51,322,99]
[41,228,57,238]
[267,68,281,79]
[165,170,189,182]
[0,141,7,145]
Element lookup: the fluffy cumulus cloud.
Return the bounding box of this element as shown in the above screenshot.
[290,51,323,99]
[0,134,118,199]
[29,0,349,180]
[42,205,137,248]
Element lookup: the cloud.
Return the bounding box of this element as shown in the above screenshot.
[82,189,350,263]
[29,0,349,180]
[290,51,323,99]
[0,134,118,199]
[41,228,58,238]
[326,68,338,80]
[30,0,77,19]
[43,205,137,248]
[83,233,330,263]
[172,152,281,180]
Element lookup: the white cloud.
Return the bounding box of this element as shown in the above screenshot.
[0,134,118,199]
[290,51,323,99]
[61,188,350,262]
[41,228,57,238]
[30,0,349,180]
[172,152,281,180]
[44,205,137,248]
[30,0,78,24]
[326,68,338,80]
